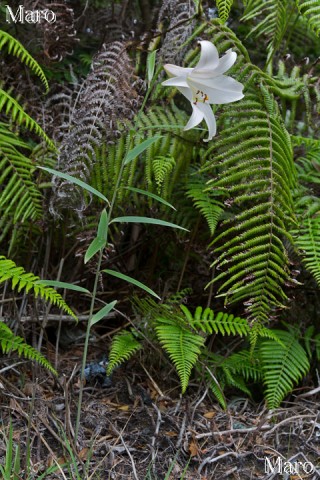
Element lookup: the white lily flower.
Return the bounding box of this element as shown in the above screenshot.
[162,41,244,142]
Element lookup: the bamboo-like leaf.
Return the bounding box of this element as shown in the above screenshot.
[124,136,162,165]
[103,269,161,299]
[147,50,157,85]
[84,236,106,264]
[91,301,117,326]
[123,187,176,210]
[36,280,90,295]
[97,209,108,240]
[38,167,109,204]
[110,216,188,231]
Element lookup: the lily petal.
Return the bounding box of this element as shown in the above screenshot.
[191,50,237,79]
[162,76,189,88]
[184,104,204,131]
[176,86,193,102]
[204,75,244,93]
[163,64,193,78]
[197,103,217,141]
[184,103,216,141]
[193,41,219,72]
[187,75,244,104]
[210,50,237,76]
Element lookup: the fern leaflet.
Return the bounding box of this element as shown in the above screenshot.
[293,215,320,285]
[260,330,310,408]
[107,331,142,374]
[186,175,224,236]
[0,256,77,319]
[155,316,204,393]
[0,123,43,242]
[180,305,251,336]
[0,322,56,374]
[0,30,48,92]
[216,0,234,22]
[296,0,320,35]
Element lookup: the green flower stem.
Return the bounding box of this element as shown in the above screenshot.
[74,148,131,441]
[75,247,103,441]
[75,74,155,440]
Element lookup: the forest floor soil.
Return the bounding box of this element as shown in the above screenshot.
[0,337,319,480]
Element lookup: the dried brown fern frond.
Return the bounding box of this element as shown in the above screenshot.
[24,0,79,62]
[50,41,144,216]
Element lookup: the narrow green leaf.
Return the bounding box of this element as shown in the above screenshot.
[123,187,176,210]
[97,209,108,240]
[90,300,117,326]
[103,269,161,299]
[84,236,106,264]
[36,280,90,295]
[147,50,157,86]
[110,216,188,231]
[124,136,162,165]
[38,167,109,204]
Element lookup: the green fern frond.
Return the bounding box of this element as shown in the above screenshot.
[293,215,320,285]
[0,123,43,242]
[205,370,227,409]
[222,350,263,383]
[0,256,77,320]
[186,174,224,236]
[152,155,176,194]
[155,316,204,393]
[242,0,291,64]
[90,106,193,206]
[260,330,310,408]
[314,333,320,360]
[223,368,253,396]
[303,325,315,358]
[0,30,49,92]
[180,305,251,337]
[296,0,320,35]
[202,29,296,323]
[0,90,54,149]
[107,331,142,374]
[0,322,56,374]
[216,0,234,22]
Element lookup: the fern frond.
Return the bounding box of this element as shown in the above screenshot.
[296,0,320,36]
[260,330,310,408]
[186,174,224,236]
[221,350,263,383]
[180,305,250,336]
[107,331,142,374]
[242,0,291,64]
[0,322,56,374]
[216,0,234,22]
[0,90,54,148]
[202,24,296,323]
[155,316,204,393]
[0,123,43,242]
[293,215,320,285]
[0,30,48,92]
[315,333,320,360]
[205,368,227,409]
[90,105,194,209]
[0,256,77,320]
[222,368,253,396]
[152,155,176,194]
